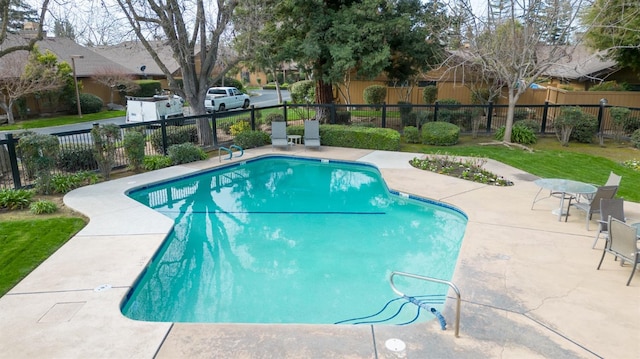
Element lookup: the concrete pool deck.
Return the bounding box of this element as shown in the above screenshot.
[0,146,639,358]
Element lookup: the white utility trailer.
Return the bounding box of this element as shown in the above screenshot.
[125,95,184,123]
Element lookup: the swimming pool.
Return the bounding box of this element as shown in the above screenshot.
[122,156,467,325]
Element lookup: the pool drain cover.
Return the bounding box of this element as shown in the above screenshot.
[94,284,112,292]
[385,338,406,352]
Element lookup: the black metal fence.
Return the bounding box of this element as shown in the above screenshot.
[1,101,638,190]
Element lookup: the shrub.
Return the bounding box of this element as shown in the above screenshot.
[623,117,640,135]
[422,85,438,104]
[29,200,58,214]
[209,77,245,92]
[554,106,589,146]
[0,188,34,210]
[123,130,146,172]
[335,111,351,124]
[144,155,173,170]
[265,113,284,125]
[569,113,598,144]
[16,132,59,194]
[76,93,104,114]
[290,80,315,104]
[494,124,537,145]
[286,124,400,151]
[416,111,434,128]
[57,146,97,172]
[513,109,530,122]
[514,119,540,132]
[363,85,387,108]
[588,81,628,91]
[351,122,376,128]
[132,80,163,97]
[403,126,421,144]
[149,125,199,154]
[167,143,207,165]
[631,129,640,149]
[398,101,414,126]
[91,124,121,180]
[609,107,631,142]
[235,130,270,149]
[230,120,251,136]
[421,121,460,146]
[217,119,234,134]
[51,171,99,194]
[437,98,461,105]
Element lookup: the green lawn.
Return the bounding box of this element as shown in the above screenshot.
[0,110,126,130]
[402,136,640,202]
[0,218,86,296]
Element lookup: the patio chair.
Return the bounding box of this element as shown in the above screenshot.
[580,171,622,202]
[604,171,622,186]
[271,121,290,150]
[593,198,625,249]
[597,216,639,286]
[304,120,321,149]
[565,185,618,229]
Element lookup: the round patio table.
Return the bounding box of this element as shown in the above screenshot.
[532,178,597,221]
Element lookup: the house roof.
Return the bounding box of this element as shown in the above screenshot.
[0,34,130,78]
[448,45,619,82]
[90,41,180,77]
[540,45,619,81]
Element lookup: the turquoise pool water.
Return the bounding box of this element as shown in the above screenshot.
[122,156,467,324]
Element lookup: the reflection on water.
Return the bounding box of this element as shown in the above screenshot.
[123,157,467,324]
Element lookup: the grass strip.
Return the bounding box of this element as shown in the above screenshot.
[0,217,86,296]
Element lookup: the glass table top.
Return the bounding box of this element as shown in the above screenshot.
[534,178,597,194]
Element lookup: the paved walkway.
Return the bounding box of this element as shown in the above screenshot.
[0,146,638,358]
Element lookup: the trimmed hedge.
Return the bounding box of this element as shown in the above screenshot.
[286,124,400,151]
[421,121,460,146]
[235,130,270,149]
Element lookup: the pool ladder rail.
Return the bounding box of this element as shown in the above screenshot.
[218,145,244,162]
[389,271,462,338]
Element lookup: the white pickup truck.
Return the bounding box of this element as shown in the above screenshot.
[204,87,250,113]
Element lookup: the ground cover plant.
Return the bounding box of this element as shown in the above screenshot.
[410,154,514,186]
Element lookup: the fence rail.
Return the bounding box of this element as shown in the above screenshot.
[1,102,638,190]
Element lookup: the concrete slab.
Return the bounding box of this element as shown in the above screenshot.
[0,146,638,358]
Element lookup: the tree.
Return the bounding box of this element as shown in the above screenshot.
[0,0,37,33]
[235,0,288,103]
[582,0,640,74]
[0,47,66,124]
[0,0,50,58]
[381,0,449,102]
[92,66,140,105]
[114,0,251,147]
[269,0,449,120]
[452,0,591,145]
[53,19,75,40]
[271,0,392,121]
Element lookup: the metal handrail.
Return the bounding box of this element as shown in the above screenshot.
[389,271,461,338]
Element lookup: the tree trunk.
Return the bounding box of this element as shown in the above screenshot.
[0,102,16,125]
[502,88,523,144]
[315,79,333,123]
